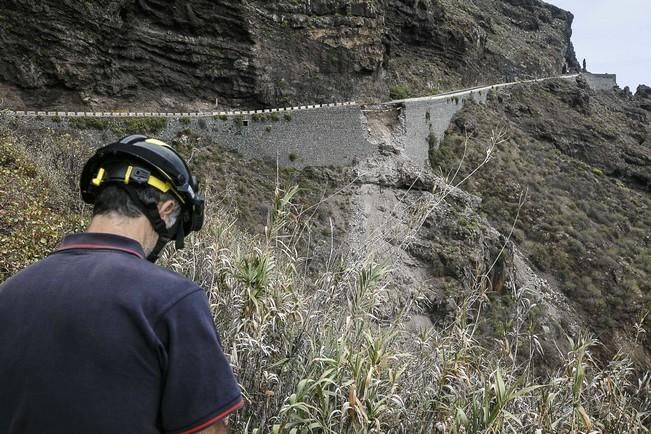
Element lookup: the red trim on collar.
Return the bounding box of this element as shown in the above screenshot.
[55,244,144,259]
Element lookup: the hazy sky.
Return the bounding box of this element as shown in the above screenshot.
[546,0,649,90]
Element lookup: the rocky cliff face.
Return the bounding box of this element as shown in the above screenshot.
[246,1,386,106]
[0,0,258,109]
[0,0,577,110]
[384,0,578,93]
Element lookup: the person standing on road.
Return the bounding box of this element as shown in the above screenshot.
[0,135,242,434]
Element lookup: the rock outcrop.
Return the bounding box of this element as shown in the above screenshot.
[0,0,258,110]
[637,85,651,112]
[383,0,579,94]
[0,0,577,110]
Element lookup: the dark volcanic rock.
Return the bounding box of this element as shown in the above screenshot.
[636,84,651,99]
[246,0,387,106]
[0,0,578,110]
[0,0,258,110]
[637,85,651,111]
[383,0,579,93]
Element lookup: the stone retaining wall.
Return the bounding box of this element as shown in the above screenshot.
[583,73,618,91]
[0,74,581,168]
[401,91,488,165]
[1,105,373,168]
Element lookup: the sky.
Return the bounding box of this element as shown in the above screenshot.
[545,0,650,90]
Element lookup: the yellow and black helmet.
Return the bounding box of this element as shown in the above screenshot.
[80,135,204,254]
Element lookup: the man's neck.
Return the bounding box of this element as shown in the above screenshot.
[86,213,156,255]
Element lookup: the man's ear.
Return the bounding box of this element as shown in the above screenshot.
[157,199,177,220]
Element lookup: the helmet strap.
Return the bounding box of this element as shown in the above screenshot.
[147,236,169,263]
[175,221,185,250]
[116,184,175,263]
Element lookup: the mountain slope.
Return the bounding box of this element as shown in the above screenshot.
[0,0,577,110]
[433,78,650,364]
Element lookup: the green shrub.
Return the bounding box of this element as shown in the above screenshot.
[130,117,167,134]
[69,117,110,130]
[178,116,191,125]
[428,132,438,148]
[251,113,281,122]
[389,84,411,100]
[283,113,292,122]
[110,117,168,136]
[429,132,465,175]
[0,132,87,281]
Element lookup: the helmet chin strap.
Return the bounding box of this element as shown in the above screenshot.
[148,219,185,263]
[117,185,183,263]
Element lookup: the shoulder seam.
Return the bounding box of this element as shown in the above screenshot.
[154,286,204,325]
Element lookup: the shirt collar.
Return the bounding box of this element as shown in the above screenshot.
[55,233,146,259]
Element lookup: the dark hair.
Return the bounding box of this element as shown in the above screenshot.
[92,185,179,220]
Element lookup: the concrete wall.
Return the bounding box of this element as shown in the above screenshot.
[582,73,618,91]
[0,105,374,168]
[189,105,374,167]
[400,91,488,165]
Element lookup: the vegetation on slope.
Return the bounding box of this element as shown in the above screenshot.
[1,126,649,431]
[0,130,87,280]
[67,116,168,135]
[170,130,353,252]
[158,181,649,433]
[430,79,651,364]
[164,184,651,433]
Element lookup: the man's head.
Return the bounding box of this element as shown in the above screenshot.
[80,135,205,261]
[92,184,181,229]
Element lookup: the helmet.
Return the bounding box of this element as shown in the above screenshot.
[80,135,205,260]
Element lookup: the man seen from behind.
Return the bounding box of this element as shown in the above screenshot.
[0,135,242,433]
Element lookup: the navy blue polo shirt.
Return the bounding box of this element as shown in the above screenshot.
[0,233,242,434]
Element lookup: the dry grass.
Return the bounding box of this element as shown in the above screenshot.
[2,126,649,432]
[161,183,650,433]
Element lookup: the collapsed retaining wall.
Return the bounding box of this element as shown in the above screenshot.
[400,91,488,165]
[0,74,580,169]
